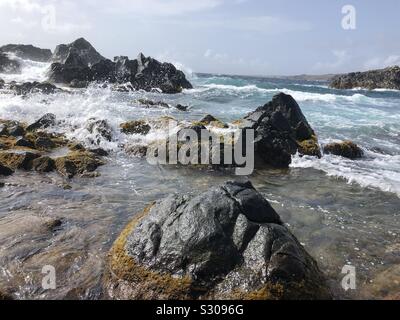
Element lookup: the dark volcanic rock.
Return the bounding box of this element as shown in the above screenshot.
[114,56,138,83]
[106,181,330,300]
[0,151,41,170]
[323,141,364,159]
[47,39,192,93]
[0,78,4,89]
[240,93,321,167]
[0,44,52,62]
[120,120,151,135]
[52,38,105,66]
[55,151,105,178]
[330,66,400,90]
[26,113,57,131]
[131,53,193,93]
[32,156,55,173]
[86,119,113,143]
[0,52,20,73]
[10,82,61,95]
[15,138,34,149]
[48,50,93,84]
[0,163,14,176]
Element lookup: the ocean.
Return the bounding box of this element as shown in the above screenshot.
[0,57,399,299]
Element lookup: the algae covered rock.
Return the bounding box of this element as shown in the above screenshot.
[323,141,364,159]
[0,150,41,170]
[55,151,105,178]
[120,120,151,135]
[106,181,330,300]
[32,156,56,173]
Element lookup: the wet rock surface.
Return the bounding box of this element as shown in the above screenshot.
[330,66,400,90]
[241,93,321,167]
[55,151,105,178]
[323,141,364,159]
[47,38,192,94]
[106,181,330,300]
[120,120,151,135]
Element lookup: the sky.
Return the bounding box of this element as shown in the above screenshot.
[0,0,399,76]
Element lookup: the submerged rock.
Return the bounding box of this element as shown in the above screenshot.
[240,93,321,167]
[0,44,52,62]
[106,181,330,300]
[323,141,364,159]
[330,66,400,90]
[120,120,151,135]
[0,52,20,73]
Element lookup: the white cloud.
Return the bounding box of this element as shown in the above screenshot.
[313,50,350,73]
[0,0,92,34]
[364,55,400,70]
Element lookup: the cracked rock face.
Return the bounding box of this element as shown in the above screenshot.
[106,181,330,300]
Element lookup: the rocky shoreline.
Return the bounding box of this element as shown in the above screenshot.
[0,38,193,94]
[330,66,400,90]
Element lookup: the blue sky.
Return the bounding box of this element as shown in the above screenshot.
[0,0,399,75]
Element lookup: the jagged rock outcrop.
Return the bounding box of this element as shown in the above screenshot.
[47,38,192,93]
[239,93,321,168]
[0,44,52,62]
[330,66,400,90]
[0,52,20,73]
[52,38,105,66]
[323,141,364,159]
[106,181,331,300]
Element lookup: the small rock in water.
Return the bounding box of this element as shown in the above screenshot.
[32,156,56,173]
[175,104,188,112]
[35,137,56,150]
[323,141,364,159]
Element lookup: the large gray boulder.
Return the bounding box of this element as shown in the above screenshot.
[330,66,400,90]
[0,44,52,62]
[239,93,321,168]
[52,38,105,66]
[106,181,330,300]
